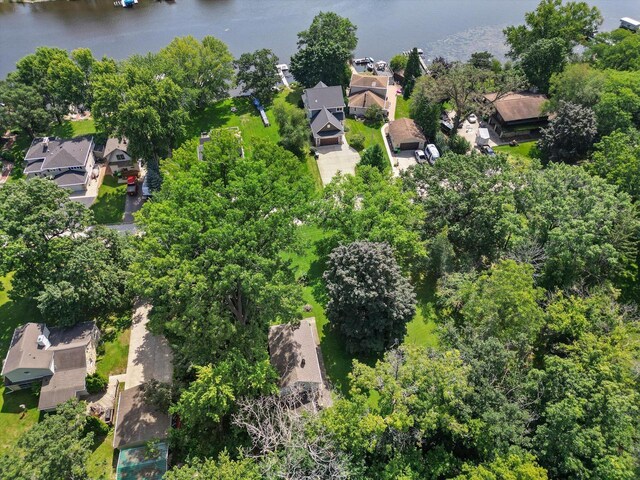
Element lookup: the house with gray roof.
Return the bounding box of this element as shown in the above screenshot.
[268,318,332,409]
[1,322,100,411]
[24,136,96,192]
[103,137,138,174]
[302,82,345,147]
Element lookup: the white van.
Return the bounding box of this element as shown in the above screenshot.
[425,144,440,165]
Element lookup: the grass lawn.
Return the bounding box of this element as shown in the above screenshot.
[0,273,42,453]
[394,96,411,119]
[90,175,127,224]
[51,119,97,138]
[345,118,390,168]
[285,225,439,395]
[87,431,116,480]
[495,141,537,159]
[96,328,130,378]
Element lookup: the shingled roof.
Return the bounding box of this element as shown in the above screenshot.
[310,107,344,136]
[349,73,389,89]
[484,92,548,123]
[114,385,171,449]
[304,82,345,111]
[348,90,386,109]
[25,136,93,171]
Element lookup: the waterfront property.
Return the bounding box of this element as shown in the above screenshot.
[23,136,96,193]
[484,92,549,139]
[348,73,390,117]
[1,322,100,411]
[303,82,345,147]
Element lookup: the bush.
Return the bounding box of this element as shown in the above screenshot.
[390,54,408,72]
[364,105,385,127]
[448,134,471,154]
[349,133,365,151]
[84,415,110,437]
[86,372,108,394]
[359,144,386,172]
[434,131,450,156]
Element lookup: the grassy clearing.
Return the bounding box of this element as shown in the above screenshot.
[394,96,411,119]
[285,225,439,395]
[495,141,537,159]
[51,119,97,138]
[90,175,127,224]
[87,431,116,480]
[97,328,130,378]
[0,274,41,452]
[345,118,390,167]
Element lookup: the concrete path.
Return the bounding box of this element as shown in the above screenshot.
[123,174,145,224]
[387,85,400,121]
[315,141,360,186]
[124,302,173,389]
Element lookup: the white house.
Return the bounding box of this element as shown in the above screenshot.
[24,136,96,192]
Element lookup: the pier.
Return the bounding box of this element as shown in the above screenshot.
[276,64,290,89]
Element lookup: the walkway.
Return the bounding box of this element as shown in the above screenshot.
[125,302,173,389]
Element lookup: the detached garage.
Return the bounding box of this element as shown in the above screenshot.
[388,118,426,151]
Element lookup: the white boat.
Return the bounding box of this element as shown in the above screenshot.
[276,63,289,72]
[620,17,640,32]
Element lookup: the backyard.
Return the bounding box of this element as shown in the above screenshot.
[394,96,411,119]
[285,225,438,395]
[344,118,390,167]
[188,90,323,189]
[90,175,127,224]
[495,140,538,165]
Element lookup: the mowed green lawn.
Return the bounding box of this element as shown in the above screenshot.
[284,225,439,395]
[394,96,411,119]
[495,141,537,160]
[96,328,130,378]
[51,119,97,138]
[345,118,390,168]
[87,432,116,480]
[91,175,127,224]
[0,274,41,453]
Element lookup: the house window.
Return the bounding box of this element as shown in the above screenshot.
[116,154,126,161]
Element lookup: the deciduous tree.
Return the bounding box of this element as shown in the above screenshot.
[519,37,569,92]
[359,143,386,172]
[235,49,280,106]
[537,101,597,162]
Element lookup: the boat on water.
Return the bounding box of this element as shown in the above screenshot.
[354,57,374,65]
[276,63,289,72]
[122,0,138,8]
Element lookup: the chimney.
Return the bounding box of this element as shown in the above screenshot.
[300,358,306,368]
[42,137,49,152]
[37,334,51,350]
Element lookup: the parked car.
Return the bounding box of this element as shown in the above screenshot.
[126,175,138,196]
[440,119,454,134]
[481,145,496,156]
[468,113,478,123]
[425,144,440,165]
[414,149,427,163]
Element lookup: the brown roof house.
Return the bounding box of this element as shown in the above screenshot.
[268,318,332,409]
[348,73,390,117]
[388,118,427,151]
[303,82,345,147]
[1,322,100,411]
[23,136,96,193]
[484,92,550,138]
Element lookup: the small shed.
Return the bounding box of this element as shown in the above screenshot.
[388,118,426,151]
[476,128,490,146]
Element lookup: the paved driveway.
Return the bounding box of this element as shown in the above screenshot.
[123,174,145,223]
[125,301,173,389]
[316,142,360,186]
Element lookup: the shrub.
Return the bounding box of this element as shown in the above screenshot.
[359,144,386,172]
[84,415,110,437]
[349,133,365,151]
[448,134,471,154]
[86,373,108,394]
[364,105,385,127]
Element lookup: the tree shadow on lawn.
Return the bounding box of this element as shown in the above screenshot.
[0,388,38,414]
[50,121,74,139]
[91,191,125,224]
[186,97,257,138]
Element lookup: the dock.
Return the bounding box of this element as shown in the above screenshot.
[276,64,290,90]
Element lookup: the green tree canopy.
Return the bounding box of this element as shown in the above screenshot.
[402,48,422,99]
[586,28,640,71]
[519,37,569,92]
[504,0,602,58]
[324,241,416,354]
[164,452,261,480]
[359,143,386,172]
[235,48,280,106]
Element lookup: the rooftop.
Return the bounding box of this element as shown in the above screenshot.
[388,118,427,143]
[114,385,171,449]
[348,90,386,109]
[310,107,344,136]
[25,136,93,171]
[484,92,549,123]
[304,82,345,111]
[350,73,389,89]
[268,319,324,388]
[104,137,129,158]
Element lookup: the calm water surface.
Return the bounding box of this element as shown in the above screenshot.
[0,0,638,77]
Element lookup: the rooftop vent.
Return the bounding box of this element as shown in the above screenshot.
[37,334,51,350]
[42,137,49,151]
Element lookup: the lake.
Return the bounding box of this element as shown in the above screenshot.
[0,0,638,77]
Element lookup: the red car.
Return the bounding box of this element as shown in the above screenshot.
[126,176,138,196]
